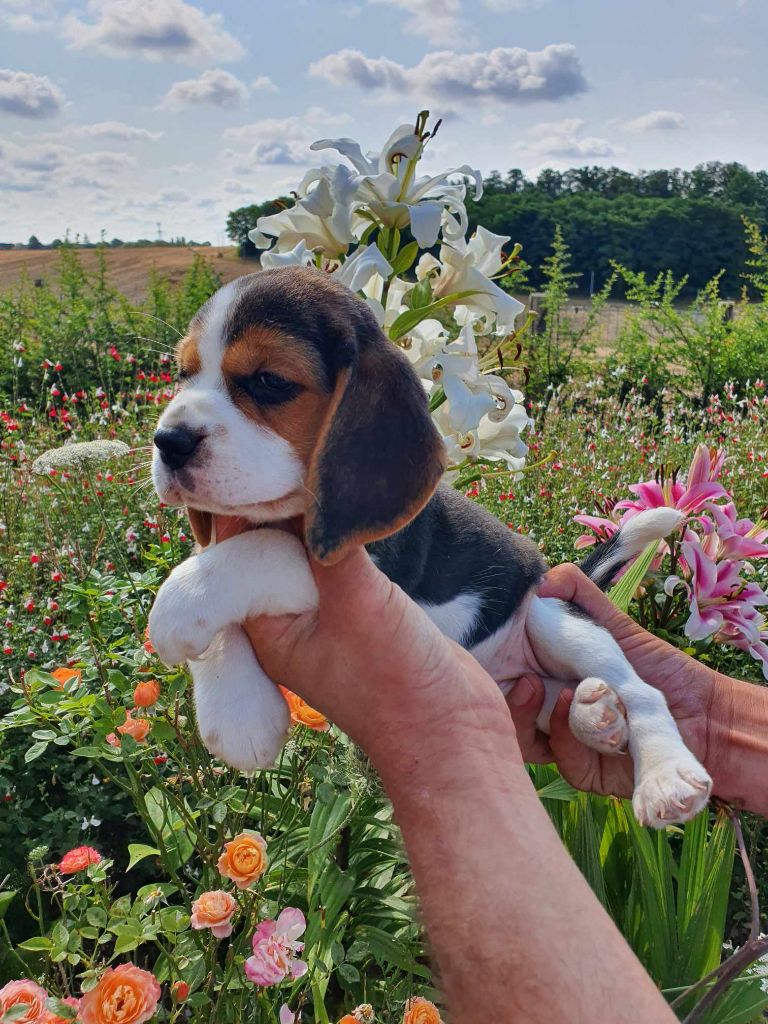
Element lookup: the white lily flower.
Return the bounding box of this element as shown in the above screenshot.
[363,273,414,330]
[260,239,315,270]
[332,243,393,295]
[402,318,450,368]
[416,324,523,437]
[249,173,355,258]
[310,122,483,249]
[476,404,532,466]
[417,224,525,334]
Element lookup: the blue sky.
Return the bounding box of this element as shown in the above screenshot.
[0,0,765,244]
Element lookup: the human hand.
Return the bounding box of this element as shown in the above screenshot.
[237,539,513,770]
[508,563,718,800]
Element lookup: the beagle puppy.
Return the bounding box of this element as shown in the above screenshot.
[149,267,712,829]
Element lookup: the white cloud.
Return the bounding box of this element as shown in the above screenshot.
[522,118,621,158]
[77,150,138,173]
[620,109,686,133]
[0,0,58,32]
[159,69,248,109]
[74,120,163,141]
[483,0,546,8]
[368,0,473,47]
[222,107,352,166]
[310,44,588,104]
[0,68,66,119]
[62,0,244,64]
[252,74,278,93]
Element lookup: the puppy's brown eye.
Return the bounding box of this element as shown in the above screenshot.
[241,370,303,405]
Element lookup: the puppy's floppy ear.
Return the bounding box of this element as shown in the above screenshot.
[187,508,213,549]
[305,327,446,564]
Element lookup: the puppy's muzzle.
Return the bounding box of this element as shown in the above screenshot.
[154,426,204,470]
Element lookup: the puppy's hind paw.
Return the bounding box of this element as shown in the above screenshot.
[632,754,712,828]
[569,677,629,755]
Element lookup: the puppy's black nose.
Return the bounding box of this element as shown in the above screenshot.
[153,427,202,470]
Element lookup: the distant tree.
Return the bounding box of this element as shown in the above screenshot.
[27,235,44,250]
[109,238,124,247]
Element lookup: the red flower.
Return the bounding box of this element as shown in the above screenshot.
[59,845,102,874]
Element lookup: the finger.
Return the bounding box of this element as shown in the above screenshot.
[538,564,617,619]
[538,564,640,643]
[506,675,553,764]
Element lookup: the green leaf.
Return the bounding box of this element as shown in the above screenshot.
[390,240,419,276]
[608,541,659,612]
[17,936,53,951]
[388,290,483,341]
[24,740,49,763]
[337,962,360,986]
[536,776,578,802]
[86,906,108,928]
[126,844,161,871]
[356,925,430,979]
[46,997,77,1021]
[0,891,17,919]
[409,277,433,309]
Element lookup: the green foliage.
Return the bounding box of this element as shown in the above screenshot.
[474,161,768,296]
[526,226,615,394]
[2,249,768,1020]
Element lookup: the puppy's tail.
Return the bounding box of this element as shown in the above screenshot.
[578,507,684,590]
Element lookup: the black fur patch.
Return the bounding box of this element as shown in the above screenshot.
[578,530,622,590]
[370,484,546,648]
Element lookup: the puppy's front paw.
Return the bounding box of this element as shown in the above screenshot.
[148,562,215,666]
[569,678,628,755]
[633,753,712,828]
[191,626,291,772]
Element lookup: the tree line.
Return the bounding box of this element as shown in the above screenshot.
[227,161,768,296]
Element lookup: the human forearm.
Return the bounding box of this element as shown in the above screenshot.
[368,688,676,1024]
[709,674,768,816]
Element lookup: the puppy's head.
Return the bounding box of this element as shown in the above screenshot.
[152,266,446,563]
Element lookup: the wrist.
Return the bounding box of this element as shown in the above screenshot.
[707,673,768,815]
[365,685,521,797]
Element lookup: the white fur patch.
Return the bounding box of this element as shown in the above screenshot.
[418,592,482,644]
[526,596,712,827]
[149,529,318,667]
[191,624,291,771]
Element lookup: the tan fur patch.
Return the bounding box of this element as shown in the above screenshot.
[222,327,332,463]
[176,331,201,377]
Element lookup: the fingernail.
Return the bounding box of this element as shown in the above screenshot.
[509,677,535,707]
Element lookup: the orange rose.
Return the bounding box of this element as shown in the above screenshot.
[279,687,329,732]
[116,710,151,744]
[190,889,237,938]
[0,979,48,1023]
[217,831,268,889]
[51,667,82,689]
[59,845,101,874]
[78,963,160,1024]
[338,1018,358,1024]
[403,997,442,1024]
[133,680,160,708]
[143,626,154,655]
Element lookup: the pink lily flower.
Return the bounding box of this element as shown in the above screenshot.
[572,513,618,550]
[244,908,308,987]
[702,502,768,561]
[616,444,728,519]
